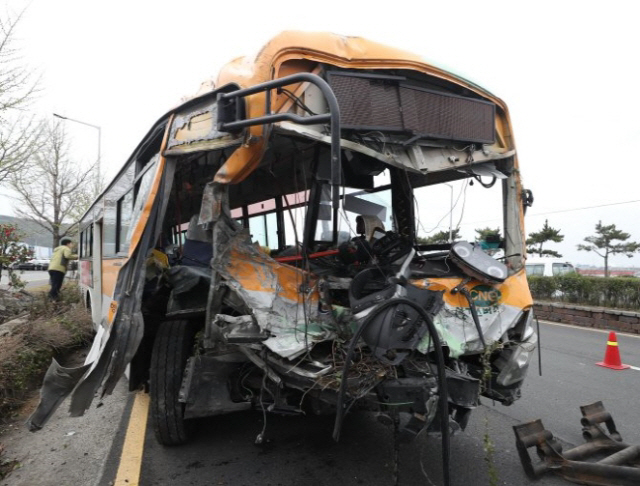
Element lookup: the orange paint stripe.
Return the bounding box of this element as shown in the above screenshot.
[129,115,174,255]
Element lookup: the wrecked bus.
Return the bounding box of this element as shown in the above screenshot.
[29,32,537,458]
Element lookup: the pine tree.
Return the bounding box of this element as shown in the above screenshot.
[577,221,640,277]
[417,228,461,245]
[526,219,564,257]
[474,227,501,242]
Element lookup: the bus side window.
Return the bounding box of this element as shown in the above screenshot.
[247,213,277,248]
[103,200,117,257]
[79,224,93,258]
[116,191,134,254]
[87,224,93,257]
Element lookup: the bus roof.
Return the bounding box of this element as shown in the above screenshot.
[81,31,510,224]
[211,30,498,103]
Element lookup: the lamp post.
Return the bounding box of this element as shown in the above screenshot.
[53,113,101,188]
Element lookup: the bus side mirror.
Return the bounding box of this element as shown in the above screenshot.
[522,189,534,213]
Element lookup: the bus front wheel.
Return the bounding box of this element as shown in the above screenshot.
[150,320,196,446]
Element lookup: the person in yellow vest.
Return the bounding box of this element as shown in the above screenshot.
[48,238,78,300]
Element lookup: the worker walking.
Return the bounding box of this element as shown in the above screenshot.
[48,238,78,300]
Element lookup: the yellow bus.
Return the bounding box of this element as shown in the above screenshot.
[29,32,536,461]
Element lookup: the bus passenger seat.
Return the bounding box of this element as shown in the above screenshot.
[182,215,213,267]
[356,215,385,242]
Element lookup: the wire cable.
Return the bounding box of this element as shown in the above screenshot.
[528,199,640,217]
[332,297,451,486]
[278,88,318,116]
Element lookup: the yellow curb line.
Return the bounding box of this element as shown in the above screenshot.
[114,392,150,486]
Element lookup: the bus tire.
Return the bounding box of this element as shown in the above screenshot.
[150,320,196,446]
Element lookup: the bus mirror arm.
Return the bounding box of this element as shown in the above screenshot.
[522,188,534,214]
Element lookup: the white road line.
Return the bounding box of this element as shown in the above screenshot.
[538,320,640,369]
[538,319,640,339]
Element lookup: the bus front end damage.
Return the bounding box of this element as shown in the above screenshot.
[177,203,453,444]
[145,31,538,448]
[28,34,536,470]
[173,191,536,445]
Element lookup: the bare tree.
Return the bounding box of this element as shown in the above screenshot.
[0,8,43,184]
[9,122,96,247]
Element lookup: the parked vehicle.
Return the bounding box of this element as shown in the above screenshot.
[33,258,50,270]
[525,257,575,277]
[10,259,49,271]
[29,33,537,469]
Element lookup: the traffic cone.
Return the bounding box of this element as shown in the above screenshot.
[596,331,630,370]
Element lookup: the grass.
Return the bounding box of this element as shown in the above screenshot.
[0,283,94,421]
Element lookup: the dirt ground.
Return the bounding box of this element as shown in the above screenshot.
[0,365,129,486]
[0,286,127,485]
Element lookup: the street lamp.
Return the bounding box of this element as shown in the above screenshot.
[53,113,101,187]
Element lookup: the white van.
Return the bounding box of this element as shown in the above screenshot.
[525,257,576,277]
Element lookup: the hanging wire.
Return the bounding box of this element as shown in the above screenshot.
[277,88,319,116]
[255,373,270,444]
[454,179,470,234]
[415,179,468,237]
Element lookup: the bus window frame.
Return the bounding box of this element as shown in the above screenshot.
[116,190,134,255]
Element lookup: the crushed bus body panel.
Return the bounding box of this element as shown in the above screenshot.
[28,33,536,467]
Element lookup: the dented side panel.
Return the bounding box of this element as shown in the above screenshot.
[213,226,336,359]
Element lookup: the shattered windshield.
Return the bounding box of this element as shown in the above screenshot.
[316,185,393,244]
[415,176,503,248]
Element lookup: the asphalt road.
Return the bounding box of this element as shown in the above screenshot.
[102,321,640,486]
[0,269,50,289]
[0,269,80,291]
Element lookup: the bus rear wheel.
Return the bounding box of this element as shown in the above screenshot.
[150,320,196,446]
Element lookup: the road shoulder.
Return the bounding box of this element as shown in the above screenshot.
[0,380,131,486]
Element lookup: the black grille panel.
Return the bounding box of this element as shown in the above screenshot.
[330,75,404,129]
[329,72,495,144]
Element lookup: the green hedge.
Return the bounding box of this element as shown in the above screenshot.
[527,274,640,310]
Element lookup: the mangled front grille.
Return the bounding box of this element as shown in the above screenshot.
[328,71,496,144]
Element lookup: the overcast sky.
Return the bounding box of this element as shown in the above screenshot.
[2,0,639,267]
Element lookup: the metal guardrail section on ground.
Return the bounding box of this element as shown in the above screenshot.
[513,401,640,485]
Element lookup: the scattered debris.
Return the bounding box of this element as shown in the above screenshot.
[514,401,640,486]
[0,443,21,480]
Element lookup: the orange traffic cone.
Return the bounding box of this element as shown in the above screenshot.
[596,331,630,370]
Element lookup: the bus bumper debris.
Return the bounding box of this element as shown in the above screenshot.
[513,401,640,486]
